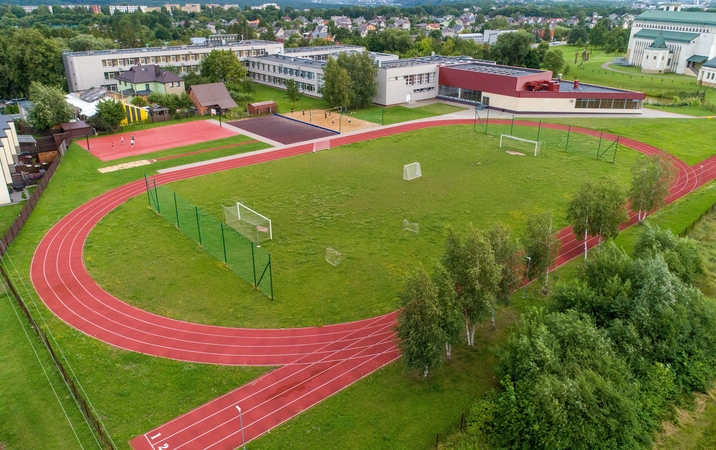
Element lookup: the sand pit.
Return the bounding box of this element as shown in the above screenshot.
[281,109,380,133]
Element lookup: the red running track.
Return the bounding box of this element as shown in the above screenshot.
[30,119,714,450]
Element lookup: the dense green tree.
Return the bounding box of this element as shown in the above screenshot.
[26,82,74,130]
[523,211,561,293]
[490,30,534,67]
[3,28,65,96]
[89,98,126,131]
[567,26,589,45]
[200,49,247,84]
[633,224,702,284]
[566,178,628,258]
[131,95,148,107]
[541,48,566,74]
[320,57,351,108]
[396,268,445,377]
[442,226,500,346]
[283,78,302,109]
[66,34,117,52]
[628,155,675,223]
[486,223,521,323]
[432,263,462,360]
[336,51,378,108]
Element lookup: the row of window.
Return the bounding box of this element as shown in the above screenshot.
[637,23,711,34]
[246,61,317,79]
[574,99,642,109]
[249,73,317,92]
[437,85,483,104]
[704,71,716,80]
[100,49,266,68]
[389,72,437,86]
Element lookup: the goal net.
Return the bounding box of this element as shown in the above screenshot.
[402,219,419,234]
[499,134,543,157]
[313,139,331,153]
[223,202,273,246]
[325,247,342,266]
[403,162,422,180]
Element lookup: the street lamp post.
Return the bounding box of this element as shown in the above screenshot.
[700,165,704,187]
[85,133,90,151]
[522,256,532,298]
[236,406,246,450]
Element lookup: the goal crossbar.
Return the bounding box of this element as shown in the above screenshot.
[237,202,273,240]
[500,134,541,157]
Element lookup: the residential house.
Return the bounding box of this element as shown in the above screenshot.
[115,65,184,99]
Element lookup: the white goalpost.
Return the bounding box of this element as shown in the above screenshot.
[403,162,422,180]
[325,247,342,266]
[402,219,419,234]
[223,202,273,246]
[313,139,331,153]
[499,134,543,157]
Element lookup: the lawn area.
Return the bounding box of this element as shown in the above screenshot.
[542,117,716,166]
[85,124,639,329]
[0,200,25,235]
[351,103,468,125]
[4,116,714,450]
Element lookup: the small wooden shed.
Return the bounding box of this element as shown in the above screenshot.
[247,101,277,116]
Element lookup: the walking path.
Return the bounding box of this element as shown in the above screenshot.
[30,117,712,450]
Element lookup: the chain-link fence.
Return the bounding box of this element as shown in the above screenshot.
[145,178,273,299]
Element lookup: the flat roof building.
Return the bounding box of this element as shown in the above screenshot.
[62,40,282,92]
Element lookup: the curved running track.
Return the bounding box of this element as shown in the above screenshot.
[30,119,712,450]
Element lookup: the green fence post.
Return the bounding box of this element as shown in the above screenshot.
[485,109,489,134]
[612,137,619,164]
[596,132,603,159]
[536,120,542,142]
[221,223,227,264]
[174,192,180,229]
[144,174,152,208]
[153,180,160,214]
[564,126,571,152]
[251,242,257,287]
[269,253,273,300]
[195,207,202,246]
[473,107,477,132]
[510,115,515,135]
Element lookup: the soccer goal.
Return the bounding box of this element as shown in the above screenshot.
[403,162,422,180]
[325,247,342,266]
[499,134,543,157]
[313,139,331,153]
[402,219,419,234]
[223,202,273,246]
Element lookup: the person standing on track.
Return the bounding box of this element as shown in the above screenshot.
[111,141,114,150]
[130,135,135,148]
[121,136,124,145]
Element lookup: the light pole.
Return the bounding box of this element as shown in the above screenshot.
[236,406,246,450]
[700,164,704,187]
[522,256,532,298]
[85,133,90,151]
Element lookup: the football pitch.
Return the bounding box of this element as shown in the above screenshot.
[85,125,640,329]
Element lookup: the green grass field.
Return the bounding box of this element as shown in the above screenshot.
[85,125,639,329]
[3,116,713,450]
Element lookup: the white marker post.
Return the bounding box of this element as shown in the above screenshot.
[236,406,246,450]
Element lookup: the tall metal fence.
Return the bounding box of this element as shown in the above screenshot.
[145,179,274,299]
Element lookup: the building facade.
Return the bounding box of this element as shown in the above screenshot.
[63,40,282,92]
[0,116,20,205]
[626,10,716,75]
[698,57,716,87]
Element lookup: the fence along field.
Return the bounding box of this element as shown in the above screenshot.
[119,125,642,329]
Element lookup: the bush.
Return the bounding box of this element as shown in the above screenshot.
[131,96,147,107]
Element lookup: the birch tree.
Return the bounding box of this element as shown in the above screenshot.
[396,268,444,377]
[442,226,500,346]
[433,263,462,360]
[523,211,561,293]
[628,155,675,223]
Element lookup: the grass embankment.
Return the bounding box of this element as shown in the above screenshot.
[542,117,716,165]
[86,125,638,329]
[556,45,716,116]
[0,136,272,449]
